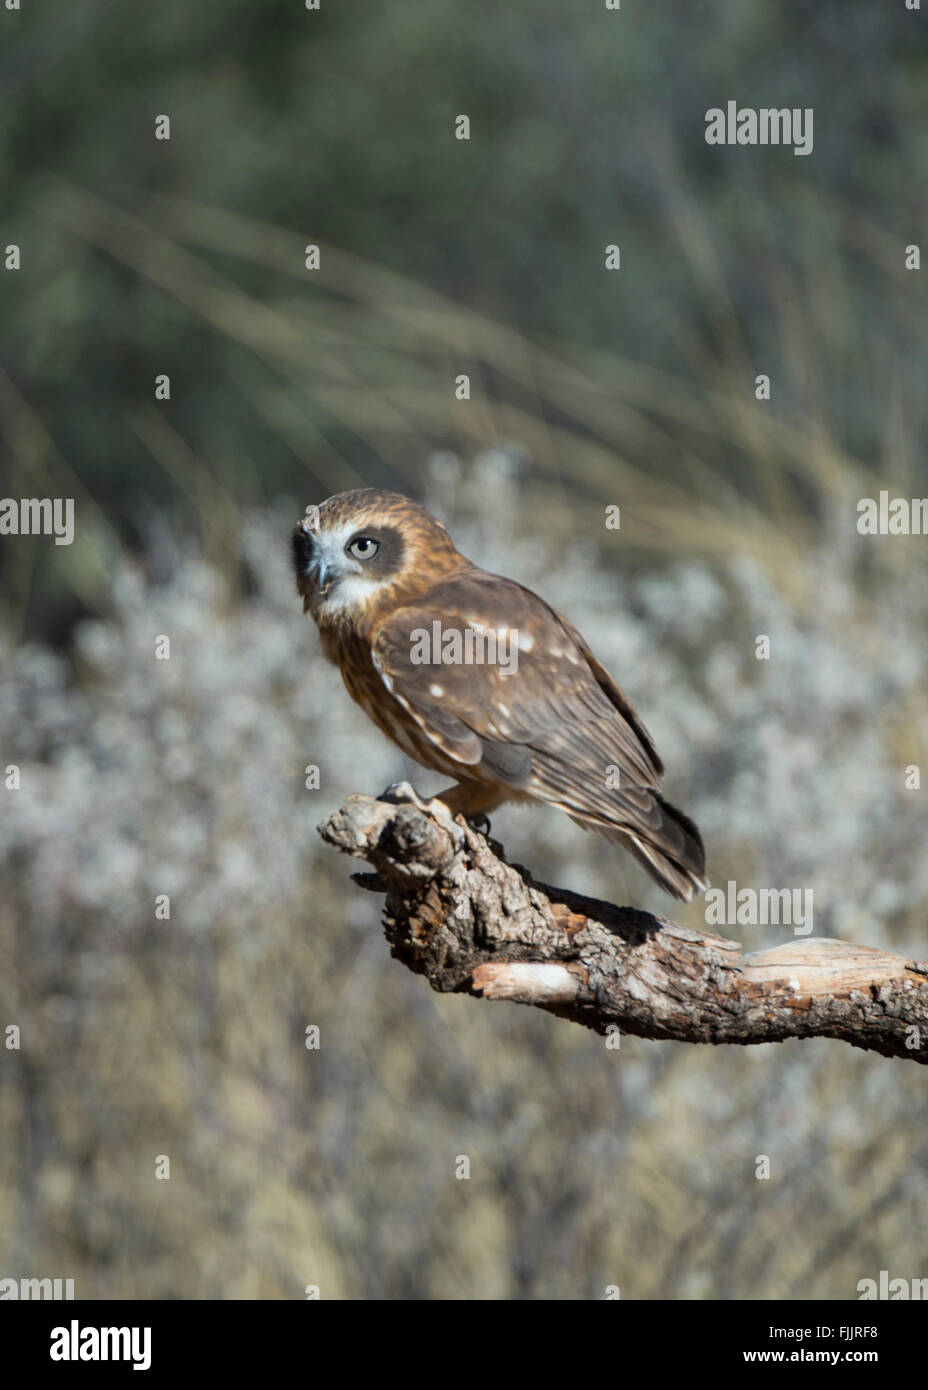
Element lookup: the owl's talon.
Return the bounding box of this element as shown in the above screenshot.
[466,812,492,836]
[379,780,421,806]
[423,797,466,849]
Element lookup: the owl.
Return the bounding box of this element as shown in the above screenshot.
[292,488,707,901]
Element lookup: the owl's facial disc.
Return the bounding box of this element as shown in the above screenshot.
[292,515,407,615]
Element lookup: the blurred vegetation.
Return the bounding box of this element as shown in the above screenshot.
[2,0,927,636]
[1,0,927,1299]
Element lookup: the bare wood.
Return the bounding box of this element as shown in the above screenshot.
[318,794,928,1065]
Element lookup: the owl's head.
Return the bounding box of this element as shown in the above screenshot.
[292,488,463,625]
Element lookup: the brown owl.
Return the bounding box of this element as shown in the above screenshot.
[292,488,707,900]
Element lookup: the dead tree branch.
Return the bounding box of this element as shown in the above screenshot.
[318,794,928,1065]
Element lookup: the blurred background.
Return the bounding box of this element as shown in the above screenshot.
[1,0,927,1299]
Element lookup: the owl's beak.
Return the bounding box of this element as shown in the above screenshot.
[292,520,352,605]
[313,557,339,595]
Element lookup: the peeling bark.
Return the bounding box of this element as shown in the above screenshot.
[318,794,928,1064]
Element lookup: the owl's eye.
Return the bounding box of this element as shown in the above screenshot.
[347,535,380,561]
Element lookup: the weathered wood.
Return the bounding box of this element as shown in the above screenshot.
[319,794,928,1064]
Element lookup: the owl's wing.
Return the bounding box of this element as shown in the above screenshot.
[370,568,664,800]
[371,567,705,900]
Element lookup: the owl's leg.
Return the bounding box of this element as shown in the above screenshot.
[433,780,505,816]
[433,781,506,834]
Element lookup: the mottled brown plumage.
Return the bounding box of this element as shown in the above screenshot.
[292,488,708,900]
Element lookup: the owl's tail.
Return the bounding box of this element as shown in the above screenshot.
[577,793,709,902]
[623,794,709,901]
